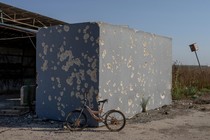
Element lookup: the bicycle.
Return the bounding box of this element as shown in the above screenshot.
[65,93,126,131]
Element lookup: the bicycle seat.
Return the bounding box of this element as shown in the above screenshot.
[98,99,108,104]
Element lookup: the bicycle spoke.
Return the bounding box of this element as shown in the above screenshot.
[105,110,126,131]
[66,110,87,131]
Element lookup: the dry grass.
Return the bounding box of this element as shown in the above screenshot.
[172,64,210,99]
[172,65,210,89]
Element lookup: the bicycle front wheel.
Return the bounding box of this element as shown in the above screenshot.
[66,110,87,131]
[105,110,126,131]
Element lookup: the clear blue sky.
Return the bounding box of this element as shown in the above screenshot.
[1,0,210,66]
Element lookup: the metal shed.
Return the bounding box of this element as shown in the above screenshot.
[0,2,66,93]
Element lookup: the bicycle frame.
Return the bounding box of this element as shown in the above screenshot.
[78,99,108,123]
[66,94,126,131]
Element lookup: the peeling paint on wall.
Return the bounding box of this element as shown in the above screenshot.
[36,22,172,126]
[98,23,172,118]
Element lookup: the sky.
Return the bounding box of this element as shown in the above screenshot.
[1,0,210,66]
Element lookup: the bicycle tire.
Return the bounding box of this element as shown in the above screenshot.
[105,110,126,131]
[66,110,87,131]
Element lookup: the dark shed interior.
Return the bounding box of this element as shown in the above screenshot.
[0,2,66,94]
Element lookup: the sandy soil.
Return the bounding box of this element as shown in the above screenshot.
[1,94,210,140]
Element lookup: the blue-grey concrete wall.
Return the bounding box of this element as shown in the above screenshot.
[36,23,100,126]
[36,22,172,126]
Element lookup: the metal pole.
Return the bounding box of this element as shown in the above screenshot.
[0,10,3,23]
[194,51,201,69]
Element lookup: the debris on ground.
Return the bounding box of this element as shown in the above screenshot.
[1,92,210,128]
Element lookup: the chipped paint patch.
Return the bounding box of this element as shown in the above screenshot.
[41,60,48,71]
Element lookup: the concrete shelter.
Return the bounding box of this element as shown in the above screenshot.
[36,22,172,126]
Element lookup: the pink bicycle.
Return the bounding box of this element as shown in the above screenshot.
[66,93,126,131]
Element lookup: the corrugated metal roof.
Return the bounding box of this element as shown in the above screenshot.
[0,2,66,30]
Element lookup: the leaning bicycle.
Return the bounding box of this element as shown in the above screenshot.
[65,93,126,131]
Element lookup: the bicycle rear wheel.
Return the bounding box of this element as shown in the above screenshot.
[66,110,87,131]
[105,110,126,131]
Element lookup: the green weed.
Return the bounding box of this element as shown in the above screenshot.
[141,97,150,112]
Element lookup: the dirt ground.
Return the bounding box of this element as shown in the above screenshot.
[0,93,210,140]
